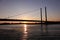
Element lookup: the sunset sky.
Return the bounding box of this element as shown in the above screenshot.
[0,0,60,21]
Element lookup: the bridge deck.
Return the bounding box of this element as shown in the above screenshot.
[0,19,42,22]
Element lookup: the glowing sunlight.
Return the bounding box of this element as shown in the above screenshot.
[22,24,28,40]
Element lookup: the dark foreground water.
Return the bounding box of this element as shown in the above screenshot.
[0,24,60,40]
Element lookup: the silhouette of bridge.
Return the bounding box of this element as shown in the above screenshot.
[0,19,41,22]
[0,7,47,24]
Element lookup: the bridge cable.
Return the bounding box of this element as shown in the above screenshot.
[5,9,39,19]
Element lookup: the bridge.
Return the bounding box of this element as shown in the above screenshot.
[0,19,41,22]
[0,7,47,24]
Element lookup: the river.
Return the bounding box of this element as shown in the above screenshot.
[0,24,60,40]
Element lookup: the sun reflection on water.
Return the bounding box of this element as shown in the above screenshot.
[24,24,27,33]
[22,24,28,40]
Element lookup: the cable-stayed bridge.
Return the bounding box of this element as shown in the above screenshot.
[0,7,48,24]
[0,6,60,24]
[0,8,41,23]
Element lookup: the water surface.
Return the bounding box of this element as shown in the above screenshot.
[0,24,60,40]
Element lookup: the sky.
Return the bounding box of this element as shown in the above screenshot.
[0,0,60,21]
